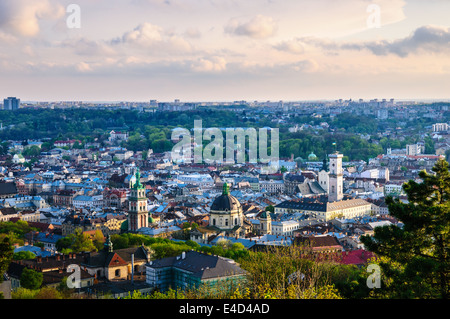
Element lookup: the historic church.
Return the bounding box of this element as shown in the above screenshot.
[207,183,252,237]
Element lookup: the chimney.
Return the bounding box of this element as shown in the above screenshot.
[182,252,186,259]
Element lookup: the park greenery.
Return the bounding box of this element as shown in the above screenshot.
[0,107,440,162]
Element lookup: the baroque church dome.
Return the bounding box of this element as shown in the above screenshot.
[210,183,241,213]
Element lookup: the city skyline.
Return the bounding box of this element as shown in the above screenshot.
[1,0,450,102]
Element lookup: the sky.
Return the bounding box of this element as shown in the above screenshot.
[0,0,450,102]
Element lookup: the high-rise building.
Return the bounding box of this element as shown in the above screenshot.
[128,169,148,232]
[328,152,344,202]
[3,97,20,111]
[432,123,449,132]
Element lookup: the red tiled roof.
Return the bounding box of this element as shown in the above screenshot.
[340,249,375,265]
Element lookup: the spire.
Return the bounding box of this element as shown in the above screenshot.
[104,234,113,253]
[133,168,143,189]
[321,156,328,172]
[222,182,230,195]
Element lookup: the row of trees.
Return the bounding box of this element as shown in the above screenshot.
[1,108,439,164]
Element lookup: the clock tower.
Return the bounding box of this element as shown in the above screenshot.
[328,152,344,202]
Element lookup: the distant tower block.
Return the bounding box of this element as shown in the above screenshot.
[328,152,343,202]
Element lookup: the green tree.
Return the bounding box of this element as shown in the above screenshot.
[72,229,97,253]
[20,268,43,290]
[111,234,129,250]
[92,229,105,251]
[22,145,41,157]
[361,159,450,299]
[13,251,36,260]
[0,237,13,283]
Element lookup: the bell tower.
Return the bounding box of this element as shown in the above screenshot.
[128,168,148,232]
[328,152,343,202]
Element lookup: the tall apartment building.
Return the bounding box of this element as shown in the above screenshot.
[2,97,20,111]
[432,123,449,132]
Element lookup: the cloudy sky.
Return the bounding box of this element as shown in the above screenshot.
[1,0,450,102]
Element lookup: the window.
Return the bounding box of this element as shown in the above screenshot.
[115,269,121,277]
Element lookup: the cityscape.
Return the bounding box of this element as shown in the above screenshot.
[0,0,449,312]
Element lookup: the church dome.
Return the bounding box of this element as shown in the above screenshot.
[308,152,318,160]
[210,183,241,212]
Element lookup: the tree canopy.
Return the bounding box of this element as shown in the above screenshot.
[361,159,450,299]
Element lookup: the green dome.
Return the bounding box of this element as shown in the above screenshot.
[308,152,317,160]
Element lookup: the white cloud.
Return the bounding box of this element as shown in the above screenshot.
[191,56,227,72]
[0,0,65,37]
[225,15,277,39]
[294,25,450,58]
[273,38,305,54]
[76,62,93,73]
[117,22,163,46]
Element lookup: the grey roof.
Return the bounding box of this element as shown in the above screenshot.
[284,174,305,182]
[276,200,328,212]
[0,182,17,196]
[148,251,246,280]
[295,181,326,196]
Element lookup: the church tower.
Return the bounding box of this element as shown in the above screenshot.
[128,168,148,232]
[259,210,272,235]
[328,152,343,202]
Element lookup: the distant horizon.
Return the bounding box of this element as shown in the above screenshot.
[16,98,450,104]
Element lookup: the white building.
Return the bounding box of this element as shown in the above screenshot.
[12,154,25,164]
[177,174,214,188]
[73,195,103,208]
[432,123,449,132]
[384,184,404,195]
[406,144,422,156]
[109,130,129,143]
[259,179,285,194]
[271,220,299,236]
